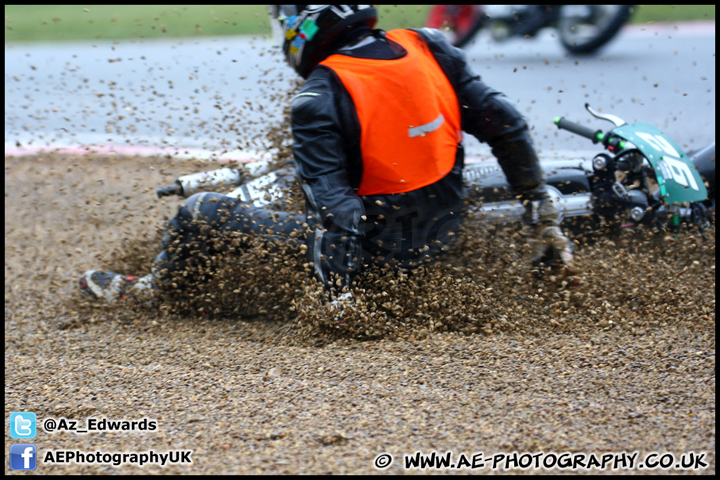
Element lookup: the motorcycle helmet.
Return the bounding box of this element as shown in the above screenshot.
[269,5,378,79]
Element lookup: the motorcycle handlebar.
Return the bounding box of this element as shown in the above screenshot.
[555,117,603,144]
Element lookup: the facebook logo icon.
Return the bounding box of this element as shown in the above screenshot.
[10,411,37,438]
[10,444,37,470]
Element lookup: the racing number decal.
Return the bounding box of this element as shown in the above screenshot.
[636,132,700,191]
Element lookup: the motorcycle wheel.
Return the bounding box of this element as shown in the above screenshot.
[557,5,634,55]
[424,5,485,48]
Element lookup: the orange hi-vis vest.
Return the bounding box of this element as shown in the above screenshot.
[320,29,462,195]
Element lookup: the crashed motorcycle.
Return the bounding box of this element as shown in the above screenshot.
[465,104,714,236]
[157,104,714,237]
[425,5,634,54]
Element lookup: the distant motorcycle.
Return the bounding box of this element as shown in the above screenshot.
[158,104,714,237]
[425,5,634,54]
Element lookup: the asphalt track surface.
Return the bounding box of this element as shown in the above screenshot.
[5,21,715,159]
[4,21,716,475]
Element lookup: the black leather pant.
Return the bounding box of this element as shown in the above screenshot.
[152,192,305,286]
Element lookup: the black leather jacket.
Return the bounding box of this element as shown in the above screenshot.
[290,28,542,296]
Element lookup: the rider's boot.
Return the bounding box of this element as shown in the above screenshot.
[79,270,155,303]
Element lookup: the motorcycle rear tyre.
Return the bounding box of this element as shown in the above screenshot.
[558,5,633,55]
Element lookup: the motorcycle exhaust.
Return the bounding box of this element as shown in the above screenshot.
[473,187,593,224]
[156,167,243,198]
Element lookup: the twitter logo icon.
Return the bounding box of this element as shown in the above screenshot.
[10,412,37,439]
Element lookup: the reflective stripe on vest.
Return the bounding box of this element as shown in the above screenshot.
[320,29,462,195]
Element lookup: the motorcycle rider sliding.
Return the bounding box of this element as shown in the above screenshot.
[79,5,578,313]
